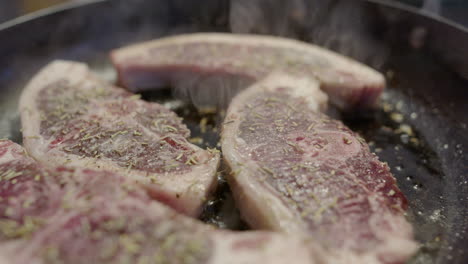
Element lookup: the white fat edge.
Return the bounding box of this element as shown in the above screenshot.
[120,33,384,84]
[229,148,307,233]
[92,64,117,83]
[256,72,328,112]
[365,194,418,261]
[0,147,17,164]
[220,74,315,233]
[209,232,316,264]
[19,61,89,161]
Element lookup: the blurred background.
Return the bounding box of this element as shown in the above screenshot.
[0,0,467,28]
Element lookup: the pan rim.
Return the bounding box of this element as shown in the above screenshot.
[0,0,467,34]
[366,0,468,32]
[0,0,108,31]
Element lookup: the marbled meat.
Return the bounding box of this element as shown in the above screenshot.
[111,33,385,109]
[221,74,417,264]
[0,140,318,264]
[19,61,219,217]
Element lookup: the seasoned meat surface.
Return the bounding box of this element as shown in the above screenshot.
[19,61,220,217]
[112,33,416,263]
[0,140,318,264]
[111,33,385,109]
[221,74,417,264]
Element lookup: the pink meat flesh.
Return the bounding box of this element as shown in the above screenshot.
[19,60,220,217]
[221,74,418,264]
[111,33,385,109]
[0,140,319,264]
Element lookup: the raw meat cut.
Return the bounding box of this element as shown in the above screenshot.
[111,33,416,263]
[0,140,317,264]
[0,139,53,234]
[19,61,220,217]
[221,74,418,264]
[110,33,385,109]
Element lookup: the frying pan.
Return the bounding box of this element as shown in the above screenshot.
[0,0,466,263]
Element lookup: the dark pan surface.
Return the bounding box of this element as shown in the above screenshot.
[0,0,466,263]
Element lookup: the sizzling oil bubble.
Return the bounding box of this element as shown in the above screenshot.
[429,209,443,222]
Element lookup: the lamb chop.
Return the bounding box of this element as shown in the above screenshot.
[110,34,416,263]
[110,33,385,109]
[0,140,318,264]
[18,61,219,217]
[221,74,417,263]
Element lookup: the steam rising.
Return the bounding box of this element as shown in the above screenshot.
[169,0,389,113]
[230,0,388,69]
[171,73,254,110]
